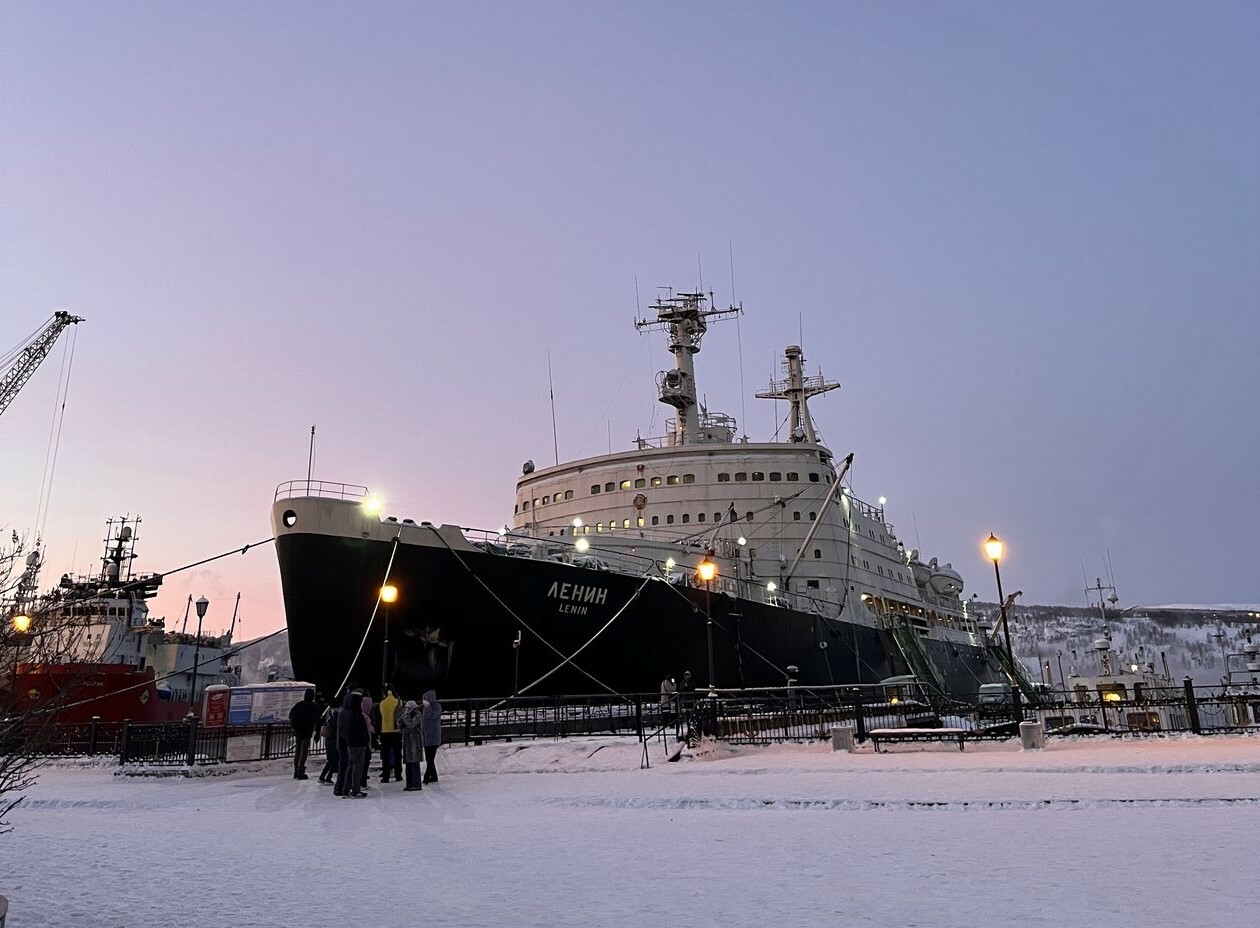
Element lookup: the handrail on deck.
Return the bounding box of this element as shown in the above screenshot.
[274,479,369,503]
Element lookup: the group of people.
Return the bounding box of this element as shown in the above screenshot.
[288,684,443,798]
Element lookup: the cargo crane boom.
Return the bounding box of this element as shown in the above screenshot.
[0,311,85,419]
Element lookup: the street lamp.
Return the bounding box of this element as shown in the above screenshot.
[380,585,398,689]
[190,596,209,707]
[696,556,717,694]
[11,613,31,686]
[983,534,1023,726]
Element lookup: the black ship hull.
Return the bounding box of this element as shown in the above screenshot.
[276,532,1005,700]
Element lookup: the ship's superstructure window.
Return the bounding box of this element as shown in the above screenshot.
[735,472,747,481]
[682,514,690,524]
[809,473,820,482]
[713,512,721,522]
[769,472,781,481]
[623,519,630,528]
[667,476,680,485]
[543,495,550,504]
[746,511,754,521]
[697,513,706,522]
[814,549,822,559]
[523,500,531,510]
[717,473,730,482]
[591,485,600,494]
[605,482,615,492]
[809,512,816,520]
[682,474,695,484]
[793,512,801,521]
[651,477,662,487]
[596,523,603,532]
[565,490,574,500]
[634,478,646,488]
[533,498,540,507]
[651,516,659,525]
[620,480,632,490]
[786,472,798,481]
[752,472,764,481]
[637,517,645,527]
[667,515,675,524]
[807,580,820,589]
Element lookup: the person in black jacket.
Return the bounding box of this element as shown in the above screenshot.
[339,690,369,799]
[333,688,359,796]
[288,689,321,780]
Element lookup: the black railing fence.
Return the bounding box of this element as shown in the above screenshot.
[11,679,1260,765]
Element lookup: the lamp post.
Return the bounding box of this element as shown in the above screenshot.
[190,596,209,707]
[380,584,398,691]
[513,629,522,695]
[696,556,717,695]
[983,534,1023,726]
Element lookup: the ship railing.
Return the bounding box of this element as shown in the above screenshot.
[460,528,664,576]
[274,479,369,502]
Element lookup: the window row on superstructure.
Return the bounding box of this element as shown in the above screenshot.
[517,468,831,514]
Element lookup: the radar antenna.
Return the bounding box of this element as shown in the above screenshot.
[635,290,741,445]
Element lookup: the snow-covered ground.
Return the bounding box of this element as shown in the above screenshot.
[6,734,1260,927]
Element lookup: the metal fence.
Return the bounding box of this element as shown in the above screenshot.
[15,679,1260,765]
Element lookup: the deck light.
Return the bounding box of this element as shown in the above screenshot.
[696,559,717,584]
[363,496,382,515]
[878,496,886,506]
[665,557,676,571]
[575,538,590,553]
[572,518,583,528]
[737,536,747,546]
[12,614,31,633]
[380,585,399,604]
[766,582,777,592]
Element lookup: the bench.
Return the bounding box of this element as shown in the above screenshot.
[868,727,967,752]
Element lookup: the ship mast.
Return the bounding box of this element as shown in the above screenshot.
[755,345,839,443]
[635,290,741,446]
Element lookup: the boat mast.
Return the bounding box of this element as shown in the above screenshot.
[635,290,740,446]
[755,346,839,444]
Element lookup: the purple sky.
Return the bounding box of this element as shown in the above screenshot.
[3,3,1257,640]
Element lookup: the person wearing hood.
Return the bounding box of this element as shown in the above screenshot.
[317,698,340,784]
[378,685,402,783]
[421,689,442,785]
[398,699,425,791]
[332,690,362,795]
[340,690,367,795]
[359,693,376,789]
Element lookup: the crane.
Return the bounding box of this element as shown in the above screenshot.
[0,310,85,419]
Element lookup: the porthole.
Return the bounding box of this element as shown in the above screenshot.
[282,510,297,527]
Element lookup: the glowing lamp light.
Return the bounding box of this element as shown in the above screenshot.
[983,533,1004,563]
[572,517,583,528]
[362,496,383,515]
[696,559,717,584]
[380,584,399,604]
[878,496,887,506]
[575,538,590,553]
[665,557,676,571]
[766,582,777,592]
[498,525,509,537]
[12,613,31,633]
[737,536,747,546]
[1103,691,1122,702]
[1130,663,1139,672]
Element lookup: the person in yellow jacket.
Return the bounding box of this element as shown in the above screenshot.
[377,685,403,783]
